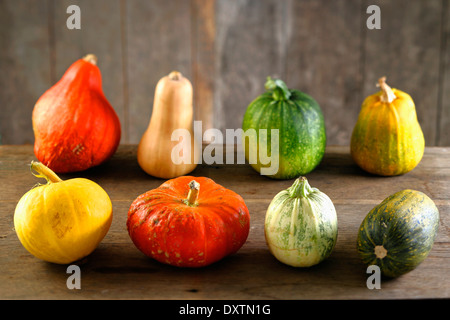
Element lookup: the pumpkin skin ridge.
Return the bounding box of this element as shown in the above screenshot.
[243,95,273,175]
[200,199,249,255]
[16,186,75,263]
[290,96,326,175]
[192,179,250,259]
[139,207,223,267]
[161,206,193,266]
[303,191,337,263]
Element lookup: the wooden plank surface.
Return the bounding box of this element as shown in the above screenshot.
[0,145,449,300]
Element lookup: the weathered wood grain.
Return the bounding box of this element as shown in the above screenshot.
[0,0,52,145]
[191,0,215,139]
[214,0,287,133]
[286,0,363,146]
[126,0,192,144]
[438,0,450,146]
[52,0,126,143]
[0,145,448,299]
[363,0,442,146]
[0,1,449,147]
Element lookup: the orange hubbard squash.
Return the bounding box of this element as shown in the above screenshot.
[32,54,121,173]
[350,77,424,176]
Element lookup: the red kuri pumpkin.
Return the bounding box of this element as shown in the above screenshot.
[32,54,121,173]
[126,176,250,267]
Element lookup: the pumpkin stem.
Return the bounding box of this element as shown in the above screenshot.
[30,161,63,184]
[168,71,182,81]
[377,77,396,103]
[265,76,291,101]
[288,177,313,198]
[184,180,200,206]
[83,54,98,65]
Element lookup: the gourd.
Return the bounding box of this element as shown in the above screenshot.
[350,77,424,176]
[242,77,326,179]
[32,54,121,173]
[137,71,199,179]
[357,189,439,278]
[127,176,250,267]
[265,177,337,267]
[14,161,113,264]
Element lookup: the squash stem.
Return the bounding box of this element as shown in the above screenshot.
[83,53,98,65]
[184,180,200,206]
[377,77,396,103]
[30,161,63,184]
[265,76,291,101]
[288,177,313,198]
[168,71,182,81]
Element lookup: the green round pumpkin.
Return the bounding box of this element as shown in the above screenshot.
[357,189,439,278]
[242,77,326,179]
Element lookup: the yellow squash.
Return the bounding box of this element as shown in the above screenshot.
[14,161,113,264]
[350,77,424,176]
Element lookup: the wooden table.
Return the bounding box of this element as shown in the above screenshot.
[0,145,449,300]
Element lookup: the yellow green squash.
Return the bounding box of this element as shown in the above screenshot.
[350,77,424,176]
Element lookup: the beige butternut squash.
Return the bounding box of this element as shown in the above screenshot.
[137,71,199,179]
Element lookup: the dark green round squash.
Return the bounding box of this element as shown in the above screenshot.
[241,77,326,179]
[357,189,439,278]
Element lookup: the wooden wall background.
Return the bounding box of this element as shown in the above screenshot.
[0,0,449,146]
